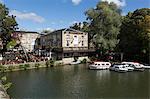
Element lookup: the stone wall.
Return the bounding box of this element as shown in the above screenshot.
[62,56,89,64]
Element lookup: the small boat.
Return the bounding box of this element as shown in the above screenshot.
[70,60,81,65]
[110,64,128,72]
[122,62,144,71]
[89,61,111,70]
[123,64,134,71]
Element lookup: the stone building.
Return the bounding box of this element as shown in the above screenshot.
[13,31,40,52]
[39,28,94,64]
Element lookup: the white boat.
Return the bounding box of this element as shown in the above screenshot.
[122,62,144,71]
[70,60,81,65]
[89,61,111,70]
[109,64,128,72]
[123,64,134,71]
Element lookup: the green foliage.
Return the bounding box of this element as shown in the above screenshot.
[45,60,50,67]
[46,59,55,67]
[3,82,12,90]
[6,39,17,49]
[0,65,7,73]
[1,76,7,82]
[24,64,30,70]
[0,3,18,51]
[0,76,12,90]
[118,8,150,63]
[49,59,54,67]
[19,64,24,70]
[35,63,40,69]
[19,64,30,70]
[85,1,122,53]
[0,65,4,72]
[8,65,15,72]
[70,22,90,32]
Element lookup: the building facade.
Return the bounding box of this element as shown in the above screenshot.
[13,31,40,52]
[39,28,94,64]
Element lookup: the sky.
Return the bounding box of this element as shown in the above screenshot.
[0,0,150,32]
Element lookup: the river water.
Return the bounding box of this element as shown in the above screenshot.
[5,64,150,98]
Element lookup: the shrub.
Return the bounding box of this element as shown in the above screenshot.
[0,65,7,73]
[1,76,12,90]
[49,59,54,67]
[19,64,24,70]
[8,66,15,72]
[35,63,40,69]
[45,61,50,67]
[24,64,30,70]
[46,59,55,67]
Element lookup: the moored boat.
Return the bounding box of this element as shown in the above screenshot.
[89,61,111,70]
[109,63,128,73]
[122,62,144,71]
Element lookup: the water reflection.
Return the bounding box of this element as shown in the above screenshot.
[6,64,150,98]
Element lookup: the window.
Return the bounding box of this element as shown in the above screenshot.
[66,35,70,40]
[67,40,69,46]
[82,41,84,46]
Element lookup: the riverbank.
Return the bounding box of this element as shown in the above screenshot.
[0,83,10,99]
[0,61,56,73]
[0,59,88,73]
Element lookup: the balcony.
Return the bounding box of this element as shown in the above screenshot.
[49,47,95,53]
[63,47,95,53]
[63,47,88,51]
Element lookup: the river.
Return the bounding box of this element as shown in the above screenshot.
[5,64,150,98]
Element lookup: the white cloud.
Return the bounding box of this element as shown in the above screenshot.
[10,10,45,23]
[36,27,55,32]
[44,28,54,32]
[71,0,82,5]
[101,0,126,7]
[0,0,3,3]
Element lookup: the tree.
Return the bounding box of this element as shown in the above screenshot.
[85,1,122,58]
[0,3,18,54]
[70,21,90,32]
[118,8,150,63]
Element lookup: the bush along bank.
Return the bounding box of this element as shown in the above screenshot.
[0,58,89,73]
[0,76,11,99]
[0,61,46,73]
[0,59,62,73]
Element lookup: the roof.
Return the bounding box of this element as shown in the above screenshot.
[41,28,88,36]
[63,28,87,34]
[15,31,39,34]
